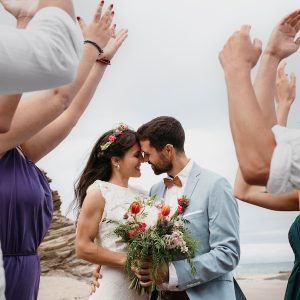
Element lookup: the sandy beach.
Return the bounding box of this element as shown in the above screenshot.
[37,272,289,300]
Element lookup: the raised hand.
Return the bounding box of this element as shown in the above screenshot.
[0,0,38,28]
[219,25,262,73]
[265,10,300,61]
[275,63,296,126]
[77,1,115,51]
[101,26,128,60]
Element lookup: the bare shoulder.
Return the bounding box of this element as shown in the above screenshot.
[81,188,105,216]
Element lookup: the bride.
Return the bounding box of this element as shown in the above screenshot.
[74,124,149,300]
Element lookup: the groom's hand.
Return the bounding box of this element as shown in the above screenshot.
[132,260,169,287]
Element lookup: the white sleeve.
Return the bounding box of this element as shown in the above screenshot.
[0,245,5,300]
[0,7,83,95]
[267,125,300,194]
[156,263,179,291]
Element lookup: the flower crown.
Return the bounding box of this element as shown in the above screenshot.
[100,123,129,151]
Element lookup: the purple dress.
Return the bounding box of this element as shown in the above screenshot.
[0,148,52,300]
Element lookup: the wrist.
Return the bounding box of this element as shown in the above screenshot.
[118,253,127,267]
[224,67,251,82]
[263,49,281,64]
[17,16,32,28]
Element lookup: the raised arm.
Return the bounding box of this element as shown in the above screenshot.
[0,0,82,95]
[0,0,81,132]
[219,25,275,185]
[0,3,114,157]
[22,27,128,163]
[253,10,300,128]
[219,11,300,186]
[275,64,296,126]
[234,65,299,211]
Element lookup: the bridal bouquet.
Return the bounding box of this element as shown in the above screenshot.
[112,195,199,295]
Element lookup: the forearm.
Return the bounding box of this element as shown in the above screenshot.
[225,69,275,185]
[276,104,291,126]
[234,169,299,211]
[0,95,21,133]
[56,45,100,105]
[23,62,108,162]
[173,246,239,290]
[254,52,280,128]
[38,0,75,20]
[76,240,126,268]
[0,90,68,156]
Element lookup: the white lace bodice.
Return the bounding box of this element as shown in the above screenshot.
[87,180,147,252]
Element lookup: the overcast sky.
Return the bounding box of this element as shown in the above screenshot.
[2,0,300,264]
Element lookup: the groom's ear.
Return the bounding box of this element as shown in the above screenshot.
[164,144,174,157]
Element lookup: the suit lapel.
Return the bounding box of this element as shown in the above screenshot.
[184,163,201,198]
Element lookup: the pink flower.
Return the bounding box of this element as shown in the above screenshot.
[128,228,138,237]
[108,135,116,142]
[123,212,129,219]
[177,197,185,206]
[177,205,184,214]
[137,222,147,231]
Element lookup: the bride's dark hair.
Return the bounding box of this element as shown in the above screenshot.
[72,128,138,218]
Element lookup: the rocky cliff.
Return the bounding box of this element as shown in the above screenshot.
[38,175,94,281]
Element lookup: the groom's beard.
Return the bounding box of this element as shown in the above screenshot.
[150,159,172,175]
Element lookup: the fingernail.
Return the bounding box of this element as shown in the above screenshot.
[110,4,113,8]
[101,0,104,4]
[76,16,80,21]
[112,11,115,14]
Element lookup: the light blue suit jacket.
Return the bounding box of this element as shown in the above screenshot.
[150,163,245,300]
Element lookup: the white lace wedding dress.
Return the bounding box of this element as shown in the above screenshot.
[88,180,150,300]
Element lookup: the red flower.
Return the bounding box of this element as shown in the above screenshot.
[130,201,141,214]
[177,197,185,206]
[137,222,147,231]
[161,204,171,217]
[128,228,138,237]
[177,205,184,214]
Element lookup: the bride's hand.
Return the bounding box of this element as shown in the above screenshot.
[0,0,39,28]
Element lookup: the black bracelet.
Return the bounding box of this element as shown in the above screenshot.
[96,58,111,65]
[84,40,104,54]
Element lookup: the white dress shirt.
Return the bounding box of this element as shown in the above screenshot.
[0,245,5,300]
[158,159,194,290]
[267,125,300,194]
[0,7,82,95]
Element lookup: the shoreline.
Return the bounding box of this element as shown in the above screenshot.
[37,271,290,300]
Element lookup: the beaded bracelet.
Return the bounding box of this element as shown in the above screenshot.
[96,58,111,65]
[84,40,104,55]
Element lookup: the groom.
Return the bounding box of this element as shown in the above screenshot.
[134,116,245,300]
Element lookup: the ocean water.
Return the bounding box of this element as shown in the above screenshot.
[235,261,294,275]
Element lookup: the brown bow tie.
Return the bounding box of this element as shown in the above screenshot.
[163,176,182,189]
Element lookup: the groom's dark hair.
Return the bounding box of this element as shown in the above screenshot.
[137,116,185,152]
